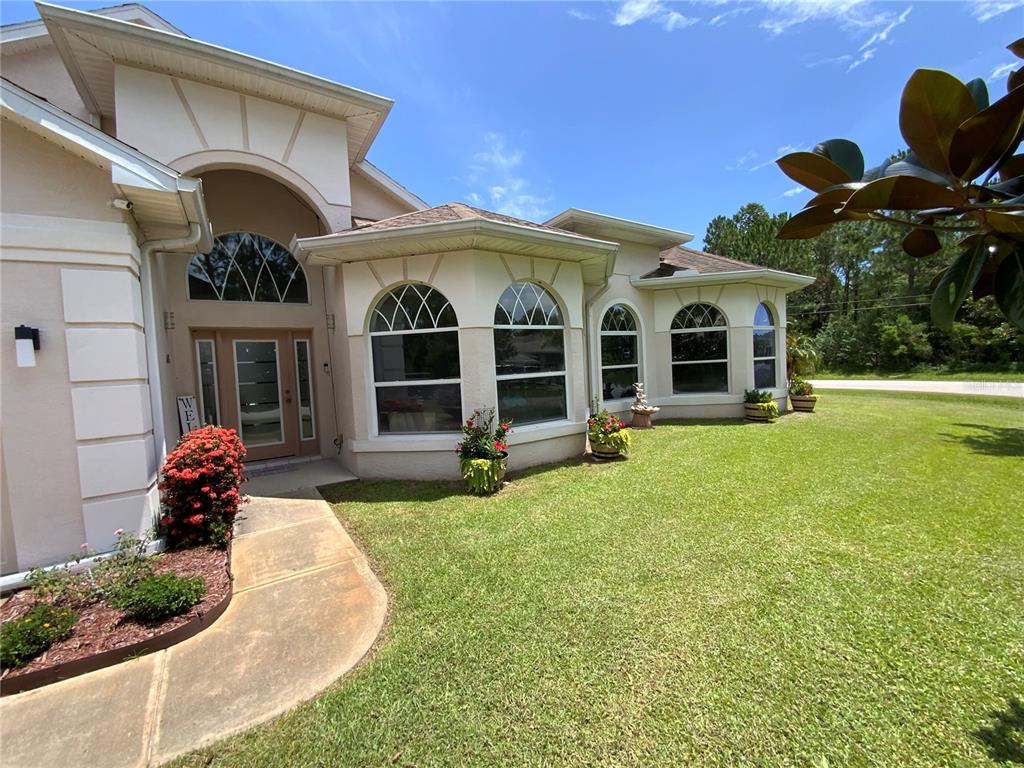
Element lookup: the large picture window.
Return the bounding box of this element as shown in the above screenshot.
[600,304,639,401]
[753,303,777,390]
[188,232,308,303]
[494,282,567,425]
[671,303,729,394]
[370,284,462,433]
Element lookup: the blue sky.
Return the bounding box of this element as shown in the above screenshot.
[2,1,1022,244]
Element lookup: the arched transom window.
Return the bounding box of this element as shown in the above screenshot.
[600,305,639,401]
[494,282,566,425]
[370,284,461,433]
[753,303,777,389]
[188,232,308,303]
[671,303,729,393]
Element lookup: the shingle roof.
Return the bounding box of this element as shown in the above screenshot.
[350,202,576,237]
[642,245,761,278]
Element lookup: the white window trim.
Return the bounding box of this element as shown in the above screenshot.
[599,305,641,404]
[232,338,286,447]
[753,304,778,389]
[194,338,220,426]
[670,314,730,395]
[186,230,311,306]
[293,338,316,441]
[493,309,569,426]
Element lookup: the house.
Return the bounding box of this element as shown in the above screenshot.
[0,3,813,575]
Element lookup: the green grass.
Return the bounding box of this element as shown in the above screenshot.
[175,392,1024,767]
[815,369,1024,382]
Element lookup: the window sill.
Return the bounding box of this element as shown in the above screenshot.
[350,433,461,453]
[508,419,586,444]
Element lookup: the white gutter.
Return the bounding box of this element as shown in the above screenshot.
[631,268,815,290]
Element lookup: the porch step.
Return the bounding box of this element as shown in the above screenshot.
[244,455,325,478]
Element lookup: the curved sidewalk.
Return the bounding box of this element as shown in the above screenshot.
[0,488,387,768]
[809,379,1024,399]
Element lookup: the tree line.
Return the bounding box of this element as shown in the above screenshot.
[703,202,1022,373]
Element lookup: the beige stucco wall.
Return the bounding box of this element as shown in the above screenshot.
[198,169,327,242]
[336,249,590,479]
[350,171,416,222]
[1,126,159,573]
[0,44,93,124]
[113,64,353,232]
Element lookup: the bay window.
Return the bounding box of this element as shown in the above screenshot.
[753,303,777,389]
[671,303,729,393]
[600,304,639,401]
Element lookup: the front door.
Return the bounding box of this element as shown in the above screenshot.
[191,329,318,461]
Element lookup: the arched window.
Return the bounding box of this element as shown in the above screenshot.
[494,282,566,425]
[671,303,729,393]
[753,303,777,389]
[369,284,461,433]
[188,232,308,303]
[600,304,639,401]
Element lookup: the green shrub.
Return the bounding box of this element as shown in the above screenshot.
[26,531,154,606]
[0,604,77,667]
[111,572,206,622]
[789,377,816,396]
[744,388,775,404]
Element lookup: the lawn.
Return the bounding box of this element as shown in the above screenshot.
[814,369,1024,382]
[175,392,1023,767]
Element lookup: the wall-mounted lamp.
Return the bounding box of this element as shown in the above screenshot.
[15,325,40,368]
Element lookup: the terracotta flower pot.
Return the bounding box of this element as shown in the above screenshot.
[744,402,778,422]
[790,394,819,412]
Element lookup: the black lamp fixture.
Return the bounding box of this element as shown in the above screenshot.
[15,325,40,368]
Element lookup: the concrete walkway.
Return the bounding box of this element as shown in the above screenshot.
[810,378,1024,399]
[0,486,386,768]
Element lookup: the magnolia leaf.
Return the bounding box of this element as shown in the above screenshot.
[900,69,978,176]
[966,78,990,111]
[958,233,985,250]
[994,248,1024,329]
[1009,38,1024,59]
[931,241,987,330]
[777,152,853,192]
[948,84,1024,180]
[862,160,892,183]
[807,183,863,208]
[902,227,942,258]
[842,175,962,212]
[776,205,848,239]
[988,176,1024,196]
[986,210,1024,233]
[999,154,1024,180]
[883,153,952,186]
[1010,68,1024,93]
[813,139,865,181]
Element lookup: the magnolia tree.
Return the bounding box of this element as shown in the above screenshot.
[775,38,1024,332]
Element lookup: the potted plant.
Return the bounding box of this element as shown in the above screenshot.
[588,398,631,459]
[455,408,512,495]
[743,389,779,422]
[789,377,820,413]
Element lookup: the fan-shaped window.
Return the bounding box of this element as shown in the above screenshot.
[369,284,461,433]
[188,232,308,303]
[671,303,729,393]
[753,302,777,389]
[494,282,566,425]
[600,305,639,401]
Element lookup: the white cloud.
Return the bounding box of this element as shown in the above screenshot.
[465,133,551,221]
[847,47,875,71]
[709,6,752,26]
[782,186,807,197]
[612,0,699,31]
[759,0,871,36]
[567,8,595,22]
[989,61,1019,82]
[969,0,1024,21]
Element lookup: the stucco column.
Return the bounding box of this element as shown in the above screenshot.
[730,324,753,394]
[458,327,497,418]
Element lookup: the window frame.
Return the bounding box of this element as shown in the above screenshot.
[753,302,778,390]
[293,338,316,441]
[493,281,569,427]
[186,231,310,305]
[599,303,641,404]
[194,338,220,426]
[670,303,730,395]
[368,283,463,436]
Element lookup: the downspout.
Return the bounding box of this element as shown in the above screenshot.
[140,223,204,466]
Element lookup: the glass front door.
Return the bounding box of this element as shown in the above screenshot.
[191,329,319,461]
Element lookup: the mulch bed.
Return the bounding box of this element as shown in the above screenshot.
[0,545,230,683]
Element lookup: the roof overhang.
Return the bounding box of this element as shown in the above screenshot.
[1,77,211,249]
[353,160,428,212]
[33,2,393,163]
[0,3,184,54]
[295,219,619,284]
[631,268,815,291]
[544,208,693,249]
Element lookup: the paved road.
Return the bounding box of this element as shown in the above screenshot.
[810,379,1024,399]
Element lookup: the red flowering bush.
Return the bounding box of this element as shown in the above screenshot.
[455,408,512,460]
[158,426,246,548]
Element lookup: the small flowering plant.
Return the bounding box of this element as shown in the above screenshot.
[158,426,246,548]
[456,408,512,460]
[587,397,631,455]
